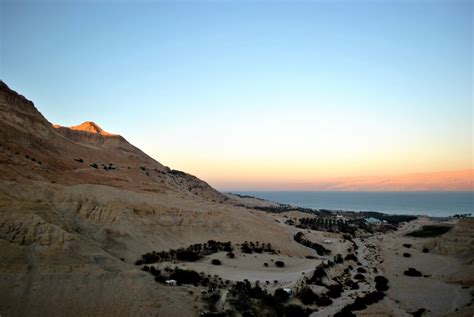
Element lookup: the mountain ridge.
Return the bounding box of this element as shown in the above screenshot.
[0,80,225,201]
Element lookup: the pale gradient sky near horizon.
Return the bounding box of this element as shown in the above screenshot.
[1,0,472,190]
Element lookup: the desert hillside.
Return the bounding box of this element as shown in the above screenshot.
[0,81,314,316]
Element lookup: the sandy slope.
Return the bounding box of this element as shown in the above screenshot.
[0,180,320,316]
[357,218,474,317]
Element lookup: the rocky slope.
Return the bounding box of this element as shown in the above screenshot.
[0,81,227,201]
[0,81,311,316]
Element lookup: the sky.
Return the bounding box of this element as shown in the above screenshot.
[1,0,472,190]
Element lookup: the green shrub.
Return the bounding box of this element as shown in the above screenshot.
[170,268,202,285]
[404,268,422,277]
[407,225,452,237]
[274,288,290,302]
[298,287,317,305]
[374,276,389,292]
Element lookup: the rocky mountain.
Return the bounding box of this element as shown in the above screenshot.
[0,81,227,201]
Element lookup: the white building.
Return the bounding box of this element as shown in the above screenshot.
[165,279,177,286]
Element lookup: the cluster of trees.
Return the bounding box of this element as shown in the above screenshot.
[240,241,276,254]
[294,232,331,256]
[226,280,310,317]
[252,205,317,214]
[136,240,278,266]
[344,253,357,262]
[297,217,351,234]
[101,163,116,170]
[229,193,266,201]
[297,287,333,306]
[136,240,233,265]
[143,265,231,291]
[334,291,386,317]
[307,263,327,285]
[86,162,116,170]
[300,262,352,304]
[374,276,389,292]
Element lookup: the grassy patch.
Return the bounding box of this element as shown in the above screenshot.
[406,225,452,238]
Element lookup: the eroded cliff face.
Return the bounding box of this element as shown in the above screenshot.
[0,181,305,316]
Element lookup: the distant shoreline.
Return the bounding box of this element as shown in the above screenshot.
[229,191,473,218]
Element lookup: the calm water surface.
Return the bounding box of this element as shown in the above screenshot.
[234,191,473,217]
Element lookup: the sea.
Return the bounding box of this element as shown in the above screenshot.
[233,191,473,218]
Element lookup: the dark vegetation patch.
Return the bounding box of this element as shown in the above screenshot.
[403,253,411,258]
[326,284,343,299]
[307,264,327,285]
[275,261,285,268]
[274,288,290,302]
[297,287,333,307]
[226,280,309,317]
[403,243,412,248]
[294,232,331,256]
[252,204,320,215]
[374,276,389,292]
[229,193,266,201]
[406,225,452,237]
[404,268,422,277]
[297,217,355,235]
[409,308,426,317]
[136,240,233,265]
[344,253,357,262]
[284,304,309,317]
[102,163,116,171]
[170,268,202,285]
[422,248,429,253]
[334,291,386,316]
[240,241,276,254]
[334,254,344,264]
[137,240,278,265]
[211,259,222,265]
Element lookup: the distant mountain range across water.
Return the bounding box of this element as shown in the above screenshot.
[233,191,473,217]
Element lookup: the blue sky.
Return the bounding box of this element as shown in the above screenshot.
[1,0,472,189]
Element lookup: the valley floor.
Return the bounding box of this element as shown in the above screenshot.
[0,182,472,317]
